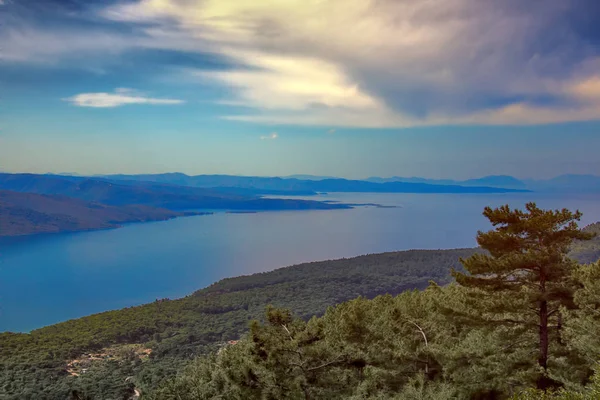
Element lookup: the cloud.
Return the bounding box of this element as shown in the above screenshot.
[97,0,600,127]
[63,89,184,108]
[570,77,600,100]
[0,27,133,64]
[6,0,600,126]
[327,129,336,134]
[193,50,380,112]
[260,132,278,140]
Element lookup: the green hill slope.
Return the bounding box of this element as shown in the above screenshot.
[0,248,477,399]
[0,190,194,236]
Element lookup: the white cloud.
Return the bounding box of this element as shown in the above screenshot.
[63,89,184,108]
[0,27,133,63]
[194,50,380,112]
[260,132,278,140]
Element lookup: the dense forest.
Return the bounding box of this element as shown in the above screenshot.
[150,263,600,400]
[149,205,600,400]
[0,247,477,399]
[0,204,599,399]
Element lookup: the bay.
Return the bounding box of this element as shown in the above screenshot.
[1,192,599,332]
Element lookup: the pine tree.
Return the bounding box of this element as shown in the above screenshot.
[452,203,594,390]
[564,260,600,366]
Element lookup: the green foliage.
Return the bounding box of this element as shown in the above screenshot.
[561,260,600,383]
[512,364,600,399]
[149,289,461,400]
[0,249,474,399]
[147,204,600,400]
[452,203,593,390]
[151,278,600,399]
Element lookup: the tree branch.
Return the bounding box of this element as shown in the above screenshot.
[405,319,428,347]
[306,356,345,372]
[547,308,560,317]
[281,324,293,340]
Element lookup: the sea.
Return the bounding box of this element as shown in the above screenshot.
[1,192,599,332]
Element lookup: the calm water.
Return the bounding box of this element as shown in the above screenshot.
[1,192,600,332]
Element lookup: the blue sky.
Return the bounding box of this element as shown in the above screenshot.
[1,0,600,179]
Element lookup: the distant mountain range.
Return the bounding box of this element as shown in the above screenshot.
[366,175,527,188]
[0,174,350,211]
[99,172,600,193]
[7,171,595,237]
[365,174,600,192]
[283,174,339,181]
[101,173,526,194]
[0,174,353,236]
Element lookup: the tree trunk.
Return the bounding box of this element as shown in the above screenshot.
[302,384,311,400]
[538,299,549,390]
[557,312,563,345]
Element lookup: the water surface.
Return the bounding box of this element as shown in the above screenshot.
[1,192,599,332]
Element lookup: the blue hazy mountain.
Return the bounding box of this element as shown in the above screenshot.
[366,174,600,192]
[366,175,526,188]
[283,174,339,181]
[525,174,600,193]
[367,176,458,185]
[0,174,349,211]
[102,173,526,194]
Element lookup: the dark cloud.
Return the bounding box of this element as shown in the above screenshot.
[0,0,241,74]
[562,0,600,47]
[337,0,600,118]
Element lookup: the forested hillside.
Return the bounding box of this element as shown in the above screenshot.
[151,262,600,400]
[149,206,600,400]
[0,248,477,399]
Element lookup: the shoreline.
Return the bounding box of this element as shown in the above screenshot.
[0,211,213,239]
[0,202,361,239]
[1,247,480,334]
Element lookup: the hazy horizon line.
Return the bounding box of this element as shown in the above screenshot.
[1,170,599,182]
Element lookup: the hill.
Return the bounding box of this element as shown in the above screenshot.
[462,174,528,188]
[0,190,194,237]
[366,174,527,189]
[0,174,350,212]
[0,248,478,399]
[366,174,600,192]
[526,174,600,193]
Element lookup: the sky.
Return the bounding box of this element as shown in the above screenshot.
[1,0,600,179]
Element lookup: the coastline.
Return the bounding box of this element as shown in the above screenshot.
[0,211,213,239]
[2,247,479,334]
